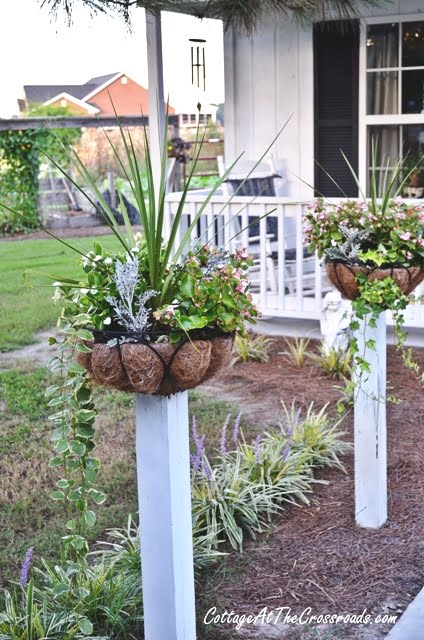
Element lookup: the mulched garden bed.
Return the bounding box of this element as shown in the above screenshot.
[199,338,424,639]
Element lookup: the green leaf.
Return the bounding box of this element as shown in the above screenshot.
[180,273,195,298]
[56,439,69,454]
[79,618,94,635]
[84,467,97,483]
[52,583,70,597]
[49,456,63,468]
[76,425,95,438]
[75,343,92,353]
[70,441,86,456]
[45,385,59,397]
[49,490,65,501]
[68,362,86,374]
[89,489,107,505]
[84,510,96,528]
[75,387,92,404]
[57,479,71,489]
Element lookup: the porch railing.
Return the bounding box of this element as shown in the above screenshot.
[164,193,424,327]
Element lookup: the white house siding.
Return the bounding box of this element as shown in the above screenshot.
[224,0,424,198]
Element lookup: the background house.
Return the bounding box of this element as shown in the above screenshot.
[19,71,175,116]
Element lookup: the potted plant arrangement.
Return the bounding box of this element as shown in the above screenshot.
[40,118,267,396]
[304,148,424,386]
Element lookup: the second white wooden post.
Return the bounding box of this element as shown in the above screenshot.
[136,392,196,640]
[354,312,387,528]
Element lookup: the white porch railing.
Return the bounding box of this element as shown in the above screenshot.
[164,193,424,327]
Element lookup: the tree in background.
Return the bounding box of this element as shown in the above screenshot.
[0,104,81,235]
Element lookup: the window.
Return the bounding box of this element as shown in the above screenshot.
[364,19,424,196]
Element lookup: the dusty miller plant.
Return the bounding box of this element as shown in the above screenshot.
[105,258,157,333]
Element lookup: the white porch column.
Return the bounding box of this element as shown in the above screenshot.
[354,313,387,528]
[146,10,166,197]
[136,392,196,640]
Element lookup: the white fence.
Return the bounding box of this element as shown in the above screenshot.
[164,193,424,327]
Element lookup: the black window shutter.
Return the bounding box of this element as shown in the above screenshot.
[314,21,359,197]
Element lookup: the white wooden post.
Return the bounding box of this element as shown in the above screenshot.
[354,312,387,528]
[136,392,196,640]
[146,10,166,198]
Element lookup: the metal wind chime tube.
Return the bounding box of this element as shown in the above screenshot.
[189,38,206,91]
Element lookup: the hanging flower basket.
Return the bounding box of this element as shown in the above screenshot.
[326,260,424,301]
[77,330,234,396]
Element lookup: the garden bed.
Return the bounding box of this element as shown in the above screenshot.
[198,338,424,639]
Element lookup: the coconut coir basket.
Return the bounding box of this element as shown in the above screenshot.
[76,329,234,396]
[326,260,424,301]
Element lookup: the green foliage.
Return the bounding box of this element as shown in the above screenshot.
[0,105,81,235]
[281,336,311,367]
[232,332,272,364]
[309,344,352,380]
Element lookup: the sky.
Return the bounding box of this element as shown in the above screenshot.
[0,0,224,117]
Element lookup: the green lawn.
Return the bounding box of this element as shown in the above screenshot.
[0,365,245,588]
[0,235,120,352]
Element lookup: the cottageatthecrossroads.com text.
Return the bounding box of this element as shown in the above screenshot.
[203,606,398,631]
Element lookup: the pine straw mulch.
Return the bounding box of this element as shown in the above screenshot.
[199,338,424,639]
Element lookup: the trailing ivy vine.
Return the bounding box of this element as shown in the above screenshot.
[47,320,105,567]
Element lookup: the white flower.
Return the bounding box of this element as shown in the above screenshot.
[80,288,89,294]
[90,289,98,295]
[53,281,62,287]
[94,255,102,262]
[104,317,112,325]
[104,257,113,265]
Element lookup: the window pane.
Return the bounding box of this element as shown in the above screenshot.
[367,23,398,68]
[402,69,424,113]
[402,125,424,198]
[402,22,424,67]
[367,71,398,114]
[367,126,399,196]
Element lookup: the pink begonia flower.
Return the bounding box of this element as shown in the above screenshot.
[235,284,244,292]
[400,232,411,241]
[235,248,248,260]
[419,238,424,247]
[331,239,337,246]
[394,196,403,205]
[359,217,365,225]
[407,252,413,260]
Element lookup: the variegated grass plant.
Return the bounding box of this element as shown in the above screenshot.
[232,332,273,364]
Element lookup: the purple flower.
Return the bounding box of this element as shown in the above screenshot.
[202,460,212,481]
[254,434,262,464]
[19,547,34,588]
[220,414,231,455]
[282,440,292,461]
[232,412,242,447]
[282,409,301,462]
[191,416,205,472]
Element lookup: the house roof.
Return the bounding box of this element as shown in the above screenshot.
[84,73,120,87]
[24,84,97,104]
[43,92,100,114]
